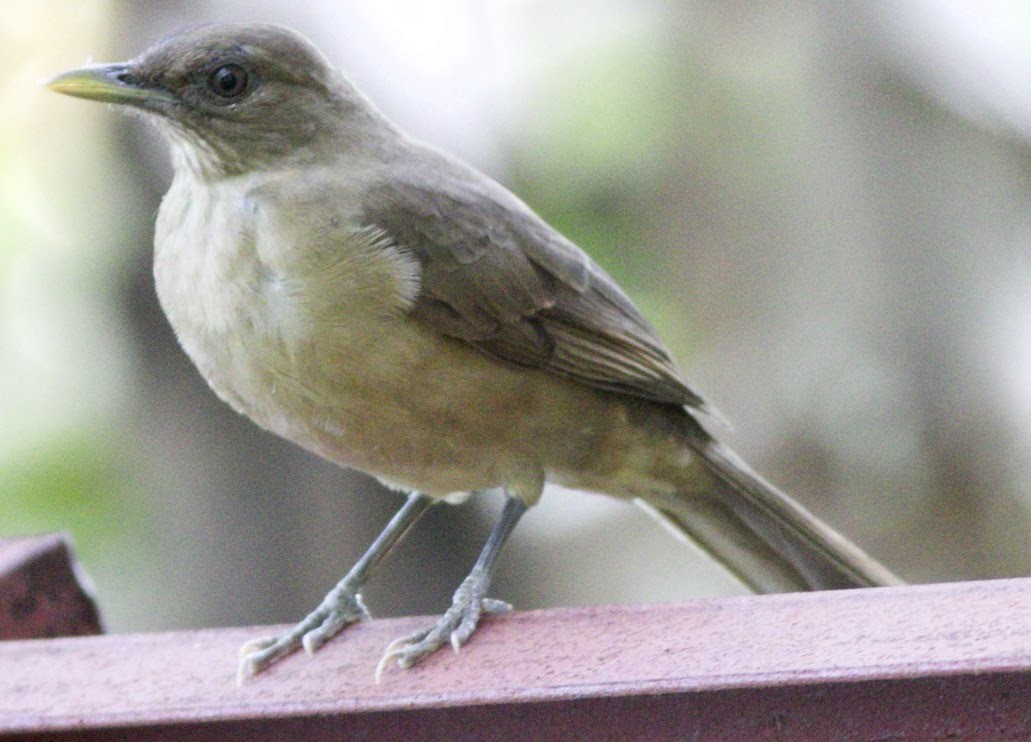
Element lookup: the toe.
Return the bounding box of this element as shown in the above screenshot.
[480,598,512,614]
[302,614,349,654]
[238,636,277,658]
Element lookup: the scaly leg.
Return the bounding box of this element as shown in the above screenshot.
[376,496,528,680]
[238,492,435,682]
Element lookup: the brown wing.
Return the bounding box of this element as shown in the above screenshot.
[361,154,704,408]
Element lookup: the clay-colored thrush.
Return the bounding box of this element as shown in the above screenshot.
[47,23,901,681]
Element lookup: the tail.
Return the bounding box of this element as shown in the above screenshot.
[640,439,902,593]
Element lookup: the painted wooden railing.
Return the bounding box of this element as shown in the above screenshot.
[1,534,1029,740]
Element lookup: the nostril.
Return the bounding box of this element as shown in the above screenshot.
[114,69,129,84]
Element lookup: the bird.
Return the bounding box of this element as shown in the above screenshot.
[46,22,901,682]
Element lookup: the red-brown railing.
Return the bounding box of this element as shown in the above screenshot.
[2,534,1029,740]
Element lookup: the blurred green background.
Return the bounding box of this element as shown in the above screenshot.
[3,0,1029,633]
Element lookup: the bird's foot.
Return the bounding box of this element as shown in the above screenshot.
[375,566,511,681]
[237,584,370,683]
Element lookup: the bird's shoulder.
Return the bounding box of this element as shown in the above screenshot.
[237,167,422,317]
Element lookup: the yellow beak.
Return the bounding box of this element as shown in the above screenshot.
[45,63,167,106]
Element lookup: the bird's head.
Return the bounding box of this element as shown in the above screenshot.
[47,23,389,178]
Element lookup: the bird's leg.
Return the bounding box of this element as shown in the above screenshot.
[238,492,435,682]
[376,495,528,680]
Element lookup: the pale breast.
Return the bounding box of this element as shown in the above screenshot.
[156,171,401,407]
[152,171,509,491]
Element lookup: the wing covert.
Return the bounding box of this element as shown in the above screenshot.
[362,158,704,408]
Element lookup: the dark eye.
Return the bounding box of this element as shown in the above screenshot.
[208,64,249,98]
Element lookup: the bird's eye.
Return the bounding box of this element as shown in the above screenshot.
[208,64,249,98]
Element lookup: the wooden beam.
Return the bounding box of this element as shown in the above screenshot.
[0,534,102,641]
[1,578,1029,740]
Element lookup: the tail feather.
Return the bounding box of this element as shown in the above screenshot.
[642,440,902,593]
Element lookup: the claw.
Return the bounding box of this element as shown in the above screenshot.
[237,636,276,658]
[237,493,437,681]
[236,657,256,686]
[374,649,394,683]
[375,496,528,679]
[374,577,508,680]
[480,598,512,614]
[236,589,370,682]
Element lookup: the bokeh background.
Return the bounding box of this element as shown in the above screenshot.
[3,0,1029,634]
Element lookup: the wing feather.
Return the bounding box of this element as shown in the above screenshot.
[361,153,704,408]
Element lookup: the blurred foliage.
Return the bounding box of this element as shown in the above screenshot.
[0,433,133,551]
[508,34,670,280]
[1,2,146,581]
[505,30,705,361]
